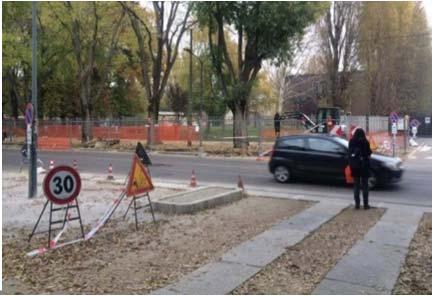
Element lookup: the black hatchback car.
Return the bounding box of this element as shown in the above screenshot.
[269,135,404,188]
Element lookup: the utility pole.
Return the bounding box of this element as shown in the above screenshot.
[187,29,193,147]
[184,47,204,154]
[29,1,38,198]
[199,56,204,154]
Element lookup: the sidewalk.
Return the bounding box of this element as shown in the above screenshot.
[151,190,431,295]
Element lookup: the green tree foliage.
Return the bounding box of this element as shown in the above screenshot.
[166,82,188,122]
[193,2,325,149]
[2,2,32,119]
[358,2,432,115]
[2,2,146,141]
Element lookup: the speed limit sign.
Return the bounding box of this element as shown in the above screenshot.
[43,166,81,205]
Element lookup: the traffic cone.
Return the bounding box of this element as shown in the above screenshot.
[73,159,78,170]
[107,163,114,180]
[237,175,245,191]
[49,160,55,170]
[190,169,197,187]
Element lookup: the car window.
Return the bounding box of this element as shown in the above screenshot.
[308,138,344,153]
[277,138,305,150]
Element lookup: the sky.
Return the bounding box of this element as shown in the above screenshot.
[424,0,432,28]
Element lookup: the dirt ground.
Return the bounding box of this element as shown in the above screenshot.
[393,213,432,295]
[2,196,312,294]
[233,207,385,295]
[1,172,181,232]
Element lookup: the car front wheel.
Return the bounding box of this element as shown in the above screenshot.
[274,166,291,183]
[368,171,378,189]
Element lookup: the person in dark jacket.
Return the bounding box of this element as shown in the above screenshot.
[274,112,281,138]
[348,128,372,209]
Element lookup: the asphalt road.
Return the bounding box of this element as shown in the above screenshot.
[3,139,432,208]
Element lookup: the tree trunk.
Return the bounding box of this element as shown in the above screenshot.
[147,93,161,147]
[80,81,93,143]
[233,103,248,153]
[7,68,19,120]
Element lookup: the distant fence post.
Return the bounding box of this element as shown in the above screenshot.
[366,114,369,134]
[221,117,225,141]
[258,117,262,157]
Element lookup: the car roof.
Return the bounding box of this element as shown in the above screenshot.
[276,134,336,141]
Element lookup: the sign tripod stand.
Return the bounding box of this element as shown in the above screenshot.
[29,199,85,248]
[29,166,84,248]
[123,143,156,230]
[122,161,156,229]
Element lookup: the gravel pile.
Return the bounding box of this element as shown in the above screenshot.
[393,213,432,294]
[2,196,312,294]
[233,207,385,295]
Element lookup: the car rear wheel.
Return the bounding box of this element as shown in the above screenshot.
[274,166,291,183]
[368,171,378,189]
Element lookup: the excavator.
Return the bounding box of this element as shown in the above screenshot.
[281,107,346,136]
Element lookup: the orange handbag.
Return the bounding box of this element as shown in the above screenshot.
[345,166,354,184]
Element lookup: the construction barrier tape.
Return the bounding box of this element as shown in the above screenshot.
[27,193,126,257]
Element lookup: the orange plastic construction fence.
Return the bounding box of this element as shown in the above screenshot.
[14,124,200,142]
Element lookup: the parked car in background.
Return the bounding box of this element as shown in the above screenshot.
[269,135,404,189]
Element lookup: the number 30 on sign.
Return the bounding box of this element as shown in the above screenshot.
[43,166,81,205]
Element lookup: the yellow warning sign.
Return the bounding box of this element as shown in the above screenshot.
[126,155,154,197]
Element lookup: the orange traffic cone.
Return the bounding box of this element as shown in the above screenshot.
[49,160,55,170]
[190,169,197,187]
[237,175,244,191]
[107,163,114,180]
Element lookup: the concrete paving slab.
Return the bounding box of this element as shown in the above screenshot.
[153,201,347,294]
[364,221,418,248]
[255,228,308,249]
[221,238,285,267]
[324,240,407,292]
[314,278,390,295]
[379,207,424,225]
[152,187,242,214]
[151,287,179,295]
[314,207,424,294]
[273,202,346,232]
[152,261,260,295]
[221,229,306,267]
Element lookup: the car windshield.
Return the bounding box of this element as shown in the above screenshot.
[332,137,349,148]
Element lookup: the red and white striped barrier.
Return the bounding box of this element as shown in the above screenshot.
[27,193,126,257]
[256,149,272,161]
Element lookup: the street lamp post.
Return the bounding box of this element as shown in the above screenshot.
[29,2,38,198]
[184,48,204,155]
[187,30,193,147]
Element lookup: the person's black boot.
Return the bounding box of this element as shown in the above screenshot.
[363,195,370,210]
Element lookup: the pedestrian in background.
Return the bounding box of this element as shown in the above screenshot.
[348,128,372,210]
[274,112,281,138]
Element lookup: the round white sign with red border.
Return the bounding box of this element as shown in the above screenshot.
[43,166,81,205]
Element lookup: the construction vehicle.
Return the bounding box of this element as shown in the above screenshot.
[282,107,346,136]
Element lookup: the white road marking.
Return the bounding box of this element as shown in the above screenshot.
[419,145,431,152]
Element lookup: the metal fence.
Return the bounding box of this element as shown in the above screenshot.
[2,115,392,143]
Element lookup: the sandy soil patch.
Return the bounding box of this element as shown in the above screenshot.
[233,207,385,295]
[393,213,432,294]
[2,172,180,233]
[2,196,312,294]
